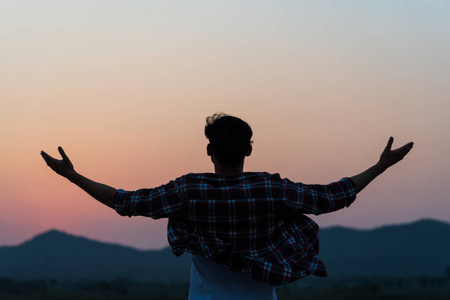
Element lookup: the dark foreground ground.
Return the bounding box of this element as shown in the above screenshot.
[1,276,450,300]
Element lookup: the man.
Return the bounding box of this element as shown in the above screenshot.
[41,113,413,299]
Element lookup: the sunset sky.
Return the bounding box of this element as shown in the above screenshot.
[1,0,449,250]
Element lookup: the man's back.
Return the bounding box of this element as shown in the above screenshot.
[115,172,357,285]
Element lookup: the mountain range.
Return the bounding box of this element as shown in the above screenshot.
[1,219,449,282]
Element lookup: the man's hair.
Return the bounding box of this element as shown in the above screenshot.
[205,113,253,168]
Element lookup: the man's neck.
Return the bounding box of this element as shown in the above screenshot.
[214,164,244,176]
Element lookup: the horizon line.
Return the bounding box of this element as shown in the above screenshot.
[1,217,448,251]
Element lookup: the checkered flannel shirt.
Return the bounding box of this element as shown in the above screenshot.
[115,172,356,286]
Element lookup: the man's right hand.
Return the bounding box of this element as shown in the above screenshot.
[350,137,414,194]
[377,137,414,171]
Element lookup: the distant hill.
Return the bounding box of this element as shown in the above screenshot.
[1,219,449,282]
[0,230,191,282]
[320,219,450,277]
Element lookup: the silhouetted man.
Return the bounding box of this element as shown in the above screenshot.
[41,113,413,300]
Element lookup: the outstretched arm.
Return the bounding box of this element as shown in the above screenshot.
[351,137,414,194]
[41,147,117,209]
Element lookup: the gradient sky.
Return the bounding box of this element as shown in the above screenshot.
[1,0,449,250]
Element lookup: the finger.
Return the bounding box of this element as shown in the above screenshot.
[41,151,56,161]
[387,137,394,149]
[401,144,414,156]
[58,146,72,163]
[396,144,414,160]
[41,151,59,168]
[382,137,394,155]
[399,141,414,148]
[41,155,55,168]
[402,142,414,151]
[41,153,53,164]
[395,142,414,153]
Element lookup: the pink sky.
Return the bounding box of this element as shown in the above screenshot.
[1,1,449,250]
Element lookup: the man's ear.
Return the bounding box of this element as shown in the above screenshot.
[245,145,252,157]
[207,144,212,156]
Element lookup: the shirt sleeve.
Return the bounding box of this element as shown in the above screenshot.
[284,177,356,215]
[114,179,183,219]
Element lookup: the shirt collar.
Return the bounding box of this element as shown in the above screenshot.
[182,172,269,181]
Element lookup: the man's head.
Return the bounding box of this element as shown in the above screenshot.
[205,113,253,169]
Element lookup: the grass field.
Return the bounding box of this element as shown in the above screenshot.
[1,277,450,300]
[2,287,450,300]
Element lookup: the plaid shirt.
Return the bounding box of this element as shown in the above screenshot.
[115,172,356,286]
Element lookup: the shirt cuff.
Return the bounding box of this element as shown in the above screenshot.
[341,177,357,207]
[114,189,131,216]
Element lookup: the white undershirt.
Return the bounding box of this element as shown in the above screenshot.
[189,254,278,300]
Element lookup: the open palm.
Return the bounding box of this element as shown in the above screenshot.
[378,137,414,170]
[41,147,75,178]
